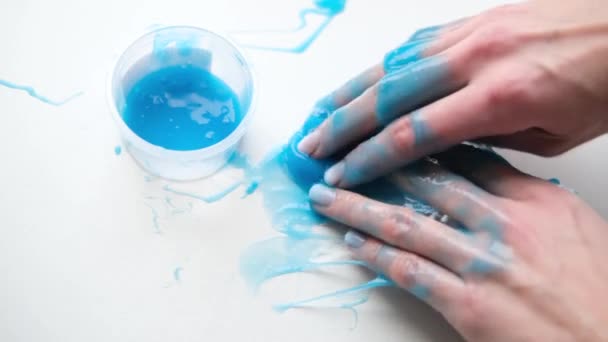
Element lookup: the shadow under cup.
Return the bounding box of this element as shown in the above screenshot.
[109,26,255,181]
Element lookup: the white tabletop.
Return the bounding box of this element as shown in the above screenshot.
[1,0,606,341]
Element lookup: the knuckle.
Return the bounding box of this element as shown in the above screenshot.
[483,75,532,109]
[381,210,414,244]
[469,23,521,59]
[387,118,415,155]
[390,254,422,288]
[483,3,521,20]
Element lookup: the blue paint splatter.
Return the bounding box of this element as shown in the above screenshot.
[0,79,82,106]
[114,145,122,156]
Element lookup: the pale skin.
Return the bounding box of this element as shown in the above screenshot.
[300,0,608,340]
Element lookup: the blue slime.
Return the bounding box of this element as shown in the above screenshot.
[235,0,347,53]
[122,65,242,151]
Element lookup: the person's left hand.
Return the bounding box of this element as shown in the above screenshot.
[307,144,608,341]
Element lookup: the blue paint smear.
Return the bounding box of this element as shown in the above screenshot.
[114,145,122,155]
[0,79,82,106]
[122,64,243,151]
[163,181,242,203]
[235,0,347,53]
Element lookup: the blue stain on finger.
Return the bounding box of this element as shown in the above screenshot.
[0,79,82,106]
[410,110,435,147]
[383,39,431,74]
[408,25,444,41]
[377,56,455,126]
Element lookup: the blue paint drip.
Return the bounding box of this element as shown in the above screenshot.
[274,276,392,312]
[0,79,82,106]
[163,181,242,203]
[235,0,347,53]
[122,64,243,151]
[144,202,162,234]
[114,145,122,156]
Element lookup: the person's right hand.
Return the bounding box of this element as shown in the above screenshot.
[298,0,608,189]
[308,144,608,341]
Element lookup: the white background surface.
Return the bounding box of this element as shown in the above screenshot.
[1,0,607,341]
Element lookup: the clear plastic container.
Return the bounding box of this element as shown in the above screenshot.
[108,26,255,180]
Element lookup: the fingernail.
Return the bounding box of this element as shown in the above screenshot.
[344,230,366,248]
[324,161,344,186]
[297,130,321,156]
[309,184,336,206]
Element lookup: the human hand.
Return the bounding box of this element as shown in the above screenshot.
[306,144,608,341]
[298,0,608,188]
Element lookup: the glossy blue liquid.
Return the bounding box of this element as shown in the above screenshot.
[122,65,242,151]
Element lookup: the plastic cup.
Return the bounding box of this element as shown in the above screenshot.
[108,26,255,180]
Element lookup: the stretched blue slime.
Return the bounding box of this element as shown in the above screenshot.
[0,79,82,106]
[236,0,347,53]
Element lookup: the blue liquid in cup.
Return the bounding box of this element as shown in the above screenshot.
[122,64,243,151]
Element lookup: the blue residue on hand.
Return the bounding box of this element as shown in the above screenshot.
[0,79,82,106]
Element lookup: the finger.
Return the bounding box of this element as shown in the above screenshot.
[385,18,470,74]
[424,15,482,56]
[321,84,492,188]
[384,38,433,75]
[479,128,569,157]
[391,159,511,239]
[315,64,385,112]
[344,231,466,313]
[309,184,509,275]
[433,143,552,201]
[299,54,465,160]
[408,17,470,42]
